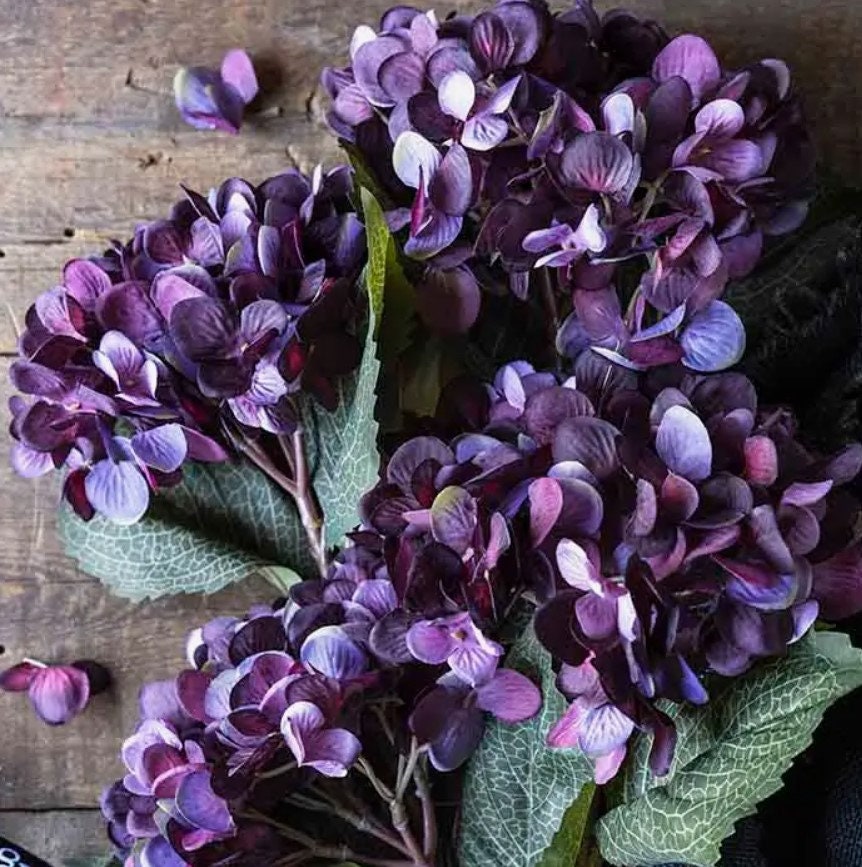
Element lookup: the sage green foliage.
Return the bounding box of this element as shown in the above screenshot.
[59,459,316,600]
[596,632,862,867]
[297,190,387,550]
[59,187,401,596]
[535,782,597,867]
[459,622,592,867]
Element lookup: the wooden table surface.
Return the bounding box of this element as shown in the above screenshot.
[0,0,861,861]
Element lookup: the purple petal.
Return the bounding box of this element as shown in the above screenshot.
[661,472,700,522]
[744,435,778,486]
[579,704,635,758]
[64,259,111,310]
[556,539,599,591]
[170,297,237,362]
[559,132,635,194]
[352,35,407,107]
[475,668,541,723]
[131,425,188,473]
[652,35,721,102]
[552,417,620,480]
[529,477,563,548]
[0,661,40,692]
[174,67,244,134]
[426,45,481,88]
[632,479,658,536]
[387,435,454,491]
[175,770,233,833]
[220,49,259,104]
[303,727,363,777]
[405,209,462,259]
[300,625,368,679]
[717,557,797,611]
[430,485,477,554]
[575,593,618,641]
[461,113,509,151]
[406,619,456,665]
[695,98,744,137]
[438,70,475,121]
[429,705,485,771]
[471,12,514,71]
[97,282,164,348]
[495,0,543,65]
[602,92,635,136]
[655,405,713,481]
[29,665,90,725]
[547,700,584,749]
[141,835,187,867]
[379,51,427,102]
[10,443,54,479]
[416,265,481,334]
[782,480,833,508]
[813,544,862,620]
[85,460,150,524]
[393,131,441,189]
[524,386,595,447]
[429,144,473,215]
[150,272,207,320]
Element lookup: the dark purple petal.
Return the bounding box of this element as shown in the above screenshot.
[353,36,407,107]
[429,144,472,215]
[379,51,427,102]
[471,12,514,71]
[174,67,245,134]
[559,132,635,194]
[64,259,112,310]
[97,282,164,348]
[524,387,594,446]
[660,472,699,522]
[416,266,481,334]
[28,665,90,725]
[229,617,286,664]
[813,544,862,620]
[429,705,485,771]
[494,0,543,65]
[475,668,541,723]
[716,557,797,611]
[170,297,238,362]
[552,417,620,480]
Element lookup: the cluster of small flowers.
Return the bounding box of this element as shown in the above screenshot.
[102,543,540,866]
[9,166,366,524]
[323,0,813,369]
[361,356,862,782]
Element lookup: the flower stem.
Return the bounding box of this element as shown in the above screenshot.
[289,428,328,578]
[413,759,437,862]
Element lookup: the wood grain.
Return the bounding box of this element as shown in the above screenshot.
[0,810,107,863]
[0,0,861,856]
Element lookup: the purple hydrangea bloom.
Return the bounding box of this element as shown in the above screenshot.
[10,166,366,524]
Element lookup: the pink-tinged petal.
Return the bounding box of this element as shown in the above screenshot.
[131,425,188,473]
[655,405,712,481]
[602,92,635,136]
[438,70,475,121]
[64,259,112,311]
[694,98,744,137]
[575,593,618,641]
[547,700,585,749]
[281,699,325,745]
[616,593,638,642]
[393,132,441,189]
[35,287,83,338]
[556,539,599,591]
[632,479,658,537]
[407,619,457,665]
[471,11,514,71]
[813,543,862,620]
[304,727,362,777]
[461,113,509,151]
[182,428,229,463]
[529,477,564,547]
[782,480,833,508]
[661,472,699,522]
[593,745,627,784]
[744,436,778,486]
[379,51,426,102]
[85,459,150,525]
[681,301,745,373]
[560,132,634,194]
[653,34,721,102]
[578,704,635,758]
[0,661,41,692]
[475,668,542,723]
[29,665,90,725]
[220,49,258,104]
[449,642,503,687]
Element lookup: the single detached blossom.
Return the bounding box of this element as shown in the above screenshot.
[0,658,109,725]
[174,49,259,134]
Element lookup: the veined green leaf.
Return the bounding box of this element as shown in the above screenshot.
[459,622,593,867]
[596,631,862,867]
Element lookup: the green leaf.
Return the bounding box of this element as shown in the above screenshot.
[459,621,593,867]
[258,564,303,594]
[596,631,862,867]
[535,782,597,867]
[59,459,316,600]
[297,188,398,550]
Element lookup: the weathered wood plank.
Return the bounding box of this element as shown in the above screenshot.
[0,810,109,864]
[0,354,274,810]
